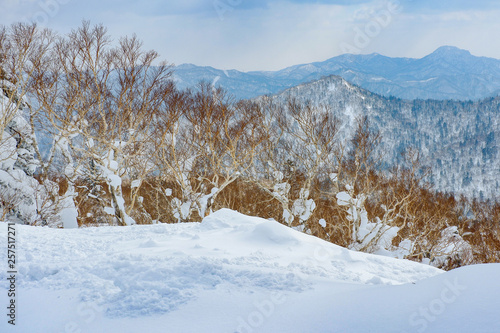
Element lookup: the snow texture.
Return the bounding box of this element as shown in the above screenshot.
[1,209,497,332]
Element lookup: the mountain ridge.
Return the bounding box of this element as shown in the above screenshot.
[173,46,500,101]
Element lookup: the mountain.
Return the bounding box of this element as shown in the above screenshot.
[258,75,500,200]
[172,63,294,100]
[173,46,500,101]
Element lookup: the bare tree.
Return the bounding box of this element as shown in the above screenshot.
[30,21,174,226]
[346,115,382,194]
[154,83,267,222]
[1,24,53,141]
[253,98,341,232]
[333,116,395,252]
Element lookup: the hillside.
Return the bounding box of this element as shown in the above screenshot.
[258,75,500,200]
[173,46,500,101]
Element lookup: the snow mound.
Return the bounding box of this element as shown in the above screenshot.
[250,220,300,245]
[203,209,301,245]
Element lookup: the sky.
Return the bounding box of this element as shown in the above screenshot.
[1,0,500,71]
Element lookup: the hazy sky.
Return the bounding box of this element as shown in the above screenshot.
[2,0,500,71]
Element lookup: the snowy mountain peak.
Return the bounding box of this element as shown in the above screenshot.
[426,46,472,59]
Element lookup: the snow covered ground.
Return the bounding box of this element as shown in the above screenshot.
[1,209,499,333]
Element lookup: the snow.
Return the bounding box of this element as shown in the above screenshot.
[0,136,18,170]
[130,180,141,189]
[336,191,351,206]
[329,172,338,182]
[272,182,290,197]
[291,197,315,222]
[1,209,499,332]
[59,194,79,229]
[104,207,115,215]
[0,169,40,225]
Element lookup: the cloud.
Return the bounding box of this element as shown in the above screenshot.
[439,11,474,22]
[153,2,352,70]
[403,0,499,13]
[211,0,373,12]
[125,0,214,15]
[364,8,500,60]
[1,0,500,72]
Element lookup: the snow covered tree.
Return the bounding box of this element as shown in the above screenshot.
[30,21,174,226]
[0,23,60,225]
[253,98,341,232]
